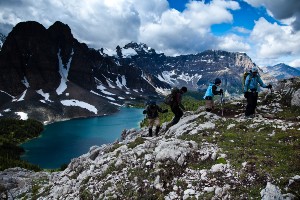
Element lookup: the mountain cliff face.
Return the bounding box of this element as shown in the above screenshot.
[1,77,299,199]
[0,21,168,123]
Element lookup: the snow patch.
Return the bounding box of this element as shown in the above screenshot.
[122,48,137,58]
[96,83,115,96]
[36,89,53,102]
[12,89,27,102]
[0,90,14,98]
[61,99,97,114]
[91,90,116,101]
[15,112,28,120]
[56,49,74,95]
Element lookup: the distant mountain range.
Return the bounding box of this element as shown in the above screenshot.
[0,21,299,123]
[261,63,300,80]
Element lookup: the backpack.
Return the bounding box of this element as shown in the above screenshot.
[243,71,251,86]
[164,87,179,105]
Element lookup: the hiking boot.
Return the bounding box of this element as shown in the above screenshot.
[155,127,160,136]
[166,123,172,130]
[148,128,153,137]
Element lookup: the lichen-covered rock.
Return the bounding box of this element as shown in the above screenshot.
[291,88,300,106]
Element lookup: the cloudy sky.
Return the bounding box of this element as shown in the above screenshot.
[0,0,300,67]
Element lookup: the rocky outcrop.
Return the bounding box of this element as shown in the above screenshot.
[292,89,300,106]
[275,77,300,107]
[0,108,300,199]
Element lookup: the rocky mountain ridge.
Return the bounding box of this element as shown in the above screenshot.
[262,63,300,80]
[0,77,299,199]
[0,21,299,124]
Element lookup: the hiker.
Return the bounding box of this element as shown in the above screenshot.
[244,66,272,118]
[166,86,188,128]
[143,101,168,136]
[203,78,224,112]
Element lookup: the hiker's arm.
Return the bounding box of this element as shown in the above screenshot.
[177,93,185,110]
[257,77,267,88]
[212,85,222,95]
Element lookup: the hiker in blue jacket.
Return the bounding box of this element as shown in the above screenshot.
[203,78,223,112]
[244,66,272,118]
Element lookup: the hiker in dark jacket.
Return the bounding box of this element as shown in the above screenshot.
[143,101,168,136]
[167,86,187,128]
[203,78,223,112]
[244,66,272,118]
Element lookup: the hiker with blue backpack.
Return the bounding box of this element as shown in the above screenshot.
[244,66,272,118]
[203,78,224,112]
[143,101,168,137]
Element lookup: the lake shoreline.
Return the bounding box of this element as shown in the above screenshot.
[20,107,145,169]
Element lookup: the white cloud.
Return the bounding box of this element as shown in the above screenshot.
[140,0,240,55]
[1,0,299,67]
[232,26,251,34]
[218,34,250,52]
[0,0,242,55]
[245,17,300,66]
[251,18,300,57]
[289,59,300,68]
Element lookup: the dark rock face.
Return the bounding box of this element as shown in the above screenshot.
[0,21,166,122]
[0,21,59,95]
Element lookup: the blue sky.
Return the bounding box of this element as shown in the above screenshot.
[0,0,300,67]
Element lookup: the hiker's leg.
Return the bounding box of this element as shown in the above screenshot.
[148,128,153,137]
[252,92,258,115]
[245,92,255,116]
[205,100,213,112]
[155,126,160,136]
[171,106,183,125]
[154,118,160,136]
[148,119,154,136]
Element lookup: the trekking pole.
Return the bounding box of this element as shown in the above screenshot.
[221,93,225,116]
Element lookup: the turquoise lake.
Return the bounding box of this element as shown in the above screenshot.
[21,107,144,169]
